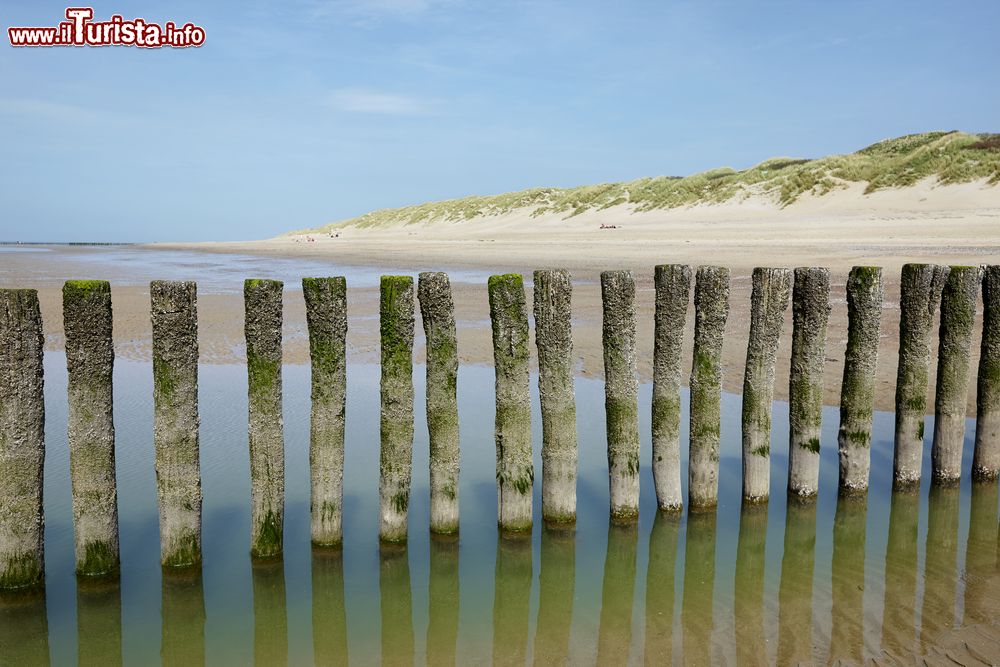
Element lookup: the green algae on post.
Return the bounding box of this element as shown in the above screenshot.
[302,277,348,546]
[488,274,533,533]
[244,279,284,559]
[931,266,982,484]
[379,276,415,543]
[151,281,202,569]
[688,266,730,510]
[418,272,461,534]
[533,270,578,525]
[892,264,949,488]
[788,268,830,498]
[837,266,883,495]
[651,264,691,512]
[601,270,640,522]
[0,289,45,590]
[741,268,791,503]
[63,279,120,577]
[974,266,1000,480]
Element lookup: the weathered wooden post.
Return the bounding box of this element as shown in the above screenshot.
[689,267,730,510]
[0,289,45,590]
[151,281,202,569]
[931,266,981,484]
[533,269,577,525]
[302,277,348,546]
[788,267,830,498]
[418,272,461,534]
[973,266,1000,480]
[651,264,691,512]
[742,268,791,503]
[244,279,284,559]
[601,270,640,522]
[380,276,415,543]
[837,267,883,494]
[488,274,533,533]
[63,280,120,577]
[892,264,948,488]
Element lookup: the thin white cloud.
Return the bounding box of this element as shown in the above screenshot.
[326,88,433,115]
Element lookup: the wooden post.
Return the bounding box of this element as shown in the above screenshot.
[741,268,791,502]
[151,281,202,568]
[601,270,640,522]
[651,264,691,512]
[0,289,45,590]
[533,269,577,525]
[688,267,730,510]
[244,279,284,559]
[379,276,415,543]
[63,280,120,577]
[892,264,948,488]
[837,267,883,494]
[302,277,348,546]
[788,268,830,498]
[973,266,1000,480]
[418,272,461,534]
[488,274,533,533]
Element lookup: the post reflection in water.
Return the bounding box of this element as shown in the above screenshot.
[311,548,348,666]
[682,510,717,666]
[964,481,999,627]
[829,493,867,664]
[161,568,205,666]
[880,489,920,657]
[492,534,531,667]
[77,577,123,666]
[252,560,288,666]
[776,497,817,665]
[427,537,459,667]
[733,503,767,665]
[644,512,680,665]
[379,544,414,667]
[0,590,49,666]
[920,485,960,650]
[596,522,639,664]
[534,526,575,665]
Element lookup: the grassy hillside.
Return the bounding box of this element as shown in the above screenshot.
[300,131,1000,233]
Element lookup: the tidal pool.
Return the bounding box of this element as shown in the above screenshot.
[0,354,996,665]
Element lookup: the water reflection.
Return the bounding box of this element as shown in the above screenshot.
[829,494,867,664]
[734,503,767,665]
[0,590,49,665]
[682,510,717,666]
[492,535,531,666]
[597,523,638,664]
[161,569,205,666]
[921,485,960,651]
[379,545,414,667]
[644,512,680,665]
[77,577,123,666]
[311,548,348,666]
[964,481,999,627]
[881,489,919,657]
[534,527,575,665]
[252,561,288,666]
[427,537,459,667]
[777,497,816,664]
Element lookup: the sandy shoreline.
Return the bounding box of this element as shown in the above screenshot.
[5,179,999,415]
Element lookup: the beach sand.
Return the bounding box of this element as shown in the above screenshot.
[8,178,1000,415]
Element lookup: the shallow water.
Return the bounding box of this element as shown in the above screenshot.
[1,352,996,665]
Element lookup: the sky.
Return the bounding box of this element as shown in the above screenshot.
[1,0,998,242]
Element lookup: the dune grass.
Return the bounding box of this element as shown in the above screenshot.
[297,131,1000,233]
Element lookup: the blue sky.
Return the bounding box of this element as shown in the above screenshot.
[1,0,998,242]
